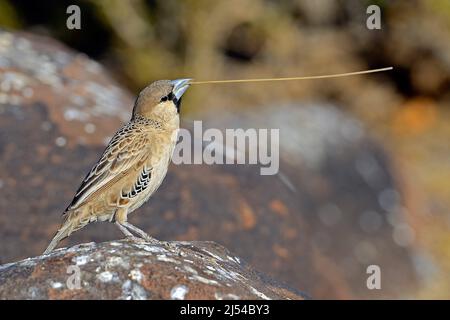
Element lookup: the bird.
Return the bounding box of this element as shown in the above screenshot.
[43,79,191,254]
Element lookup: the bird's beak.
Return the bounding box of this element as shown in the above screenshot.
[171,78,191,100]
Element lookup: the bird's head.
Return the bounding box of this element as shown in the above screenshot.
[132,79,191,121]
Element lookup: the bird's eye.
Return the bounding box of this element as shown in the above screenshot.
[160,92,175,103]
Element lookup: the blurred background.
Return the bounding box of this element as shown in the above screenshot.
[0,0,449,299]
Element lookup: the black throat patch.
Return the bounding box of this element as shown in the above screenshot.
[174,97,182,113]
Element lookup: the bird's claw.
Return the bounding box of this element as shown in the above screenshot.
[125,235,146,244]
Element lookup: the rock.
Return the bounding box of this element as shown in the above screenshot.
[0,240,307,300]
[0,30,418,298]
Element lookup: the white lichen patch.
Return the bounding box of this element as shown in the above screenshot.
[97,271,117,283]
[23,87,33,98]
[17,258,37,268]
[85,81,129,121]
[131,250,153,257]
[0,262,15,272]
[91,251,105,261]
[72,255,89,266]
[50,281,63,289]
[227,256,241,264]
[214,266,242,283]
[0,71,32,94]
[133,243,167,254]
[170,285,189,300]
[0,255,47,272]
[55,136,66,147]
[202,249,224,262]
[84,123,96,134]
[69,94,86,106]
[249,287,272,300]
[106,256,129,269]
[204,269,215,276]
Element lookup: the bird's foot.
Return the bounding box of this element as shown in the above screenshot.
[138,234,160,245]
[120,222,160,245]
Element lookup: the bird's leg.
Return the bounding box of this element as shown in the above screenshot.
[121,222,160,244]
[115,221,144,243]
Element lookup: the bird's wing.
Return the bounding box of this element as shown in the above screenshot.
[65,123,151,212]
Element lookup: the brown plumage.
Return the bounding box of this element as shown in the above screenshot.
[43,79,191,254]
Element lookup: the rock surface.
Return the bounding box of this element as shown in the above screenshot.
[0,30,418,298]
[0,240,307,300]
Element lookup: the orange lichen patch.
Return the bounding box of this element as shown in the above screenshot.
[272,244,290,260]
[50,154,63,164]
[266,284,305,300]
[183,286,219,300]
[30,264,50,279]
[20,165,32,175]
[30,175,44,187]
[6,177,16,187]
[223,221,236,233]
[163,210,175,221]
[311,247,353,299]
[282,226,298,240]
[218,173,240,188]
[237,199,256,230]
[30,256,74,279]
[393,98,437,135]
[47,288,85,300]
[140,263,242,300]
[140,263,221,300]
[43,222,62,237]
[139,264,183,299]
[269,199,289,217]
[35,145,51,158]
[271,259,282,270]
[180,188,193,204]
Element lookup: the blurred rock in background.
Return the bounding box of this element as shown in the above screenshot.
[0,0,449,298]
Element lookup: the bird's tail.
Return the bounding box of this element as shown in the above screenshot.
[43,220,74,255]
